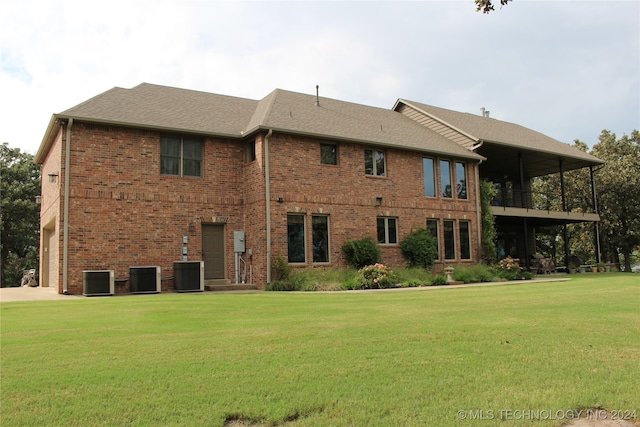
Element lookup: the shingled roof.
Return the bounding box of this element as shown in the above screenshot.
[36,83,484,163]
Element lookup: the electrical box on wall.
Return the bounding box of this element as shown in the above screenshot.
[234,231,245,253]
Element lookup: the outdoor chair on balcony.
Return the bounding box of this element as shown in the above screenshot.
[531,254,555,274]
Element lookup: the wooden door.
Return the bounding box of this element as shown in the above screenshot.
[202,224,225,279]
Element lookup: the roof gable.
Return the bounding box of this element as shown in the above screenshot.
[396,99,603,166]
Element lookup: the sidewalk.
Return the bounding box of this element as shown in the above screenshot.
[0,286,84,302]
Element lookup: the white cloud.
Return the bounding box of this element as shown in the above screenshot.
[1,0,638,154]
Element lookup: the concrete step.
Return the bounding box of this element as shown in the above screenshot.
[204,279,259,292]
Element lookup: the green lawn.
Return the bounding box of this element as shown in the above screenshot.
[1,274,638,426]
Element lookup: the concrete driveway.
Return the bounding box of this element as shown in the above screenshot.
[0,286,84,302]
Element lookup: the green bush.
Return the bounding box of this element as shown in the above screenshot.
[453,268,475,284]
[272,254,292,281]
[401,279,425,288]
[341,236,381,269]
[453,264,496,283]
[400,228,438,269]
[431,275,448,286]
[341,278,362,290]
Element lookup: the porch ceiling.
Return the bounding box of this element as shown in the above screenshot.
[477,141,602,179]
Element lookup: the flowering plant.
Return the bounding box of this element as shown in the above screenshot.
[357,263,398,289]
[495,256,522,280]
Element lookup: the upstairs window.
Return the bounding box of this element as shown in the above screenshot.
[161,136,203,177]
[423,157,436,197]
[365,149,386,176]
[320,143,338,165]
[440,160,452,198]
[456,161,467,199]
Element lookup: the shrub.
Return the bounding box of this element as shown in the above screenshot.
[341,236,381,269]
[341,278,361,290]
[356,263,398,289]
[494,256,523,280]
[401,279,424,288]
[431,275,448,286]
[400,228,438,269]
[453,264,496,283]
[453,268,475,284]
[272,254,291,281]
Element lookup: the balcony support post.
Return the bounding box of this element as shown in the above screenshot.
[590,166,601,264]
[560,159,570,268]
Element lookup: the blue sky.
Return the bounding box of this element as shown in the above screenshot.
[1,0,638,155]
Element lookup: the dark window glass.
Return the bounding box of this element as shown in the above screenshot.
[287,215,306,263]
[460,221,471,260]
[456,162,467,199]
[320,144,337,165]
[426,219,440,260]
[423,158,436,197]
[444,219,455,260]
[160,137,180,175]
[365,150,374,175]
[247,141,256,162]
[312,216,329,263]
[377,217,386,243]
[440,160,452,198]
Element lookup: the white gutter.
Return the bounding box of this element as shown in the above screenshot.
[264,129,273,283]
[62,118,73,294]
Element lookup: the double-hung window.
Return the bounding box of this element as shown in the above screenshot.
[320,143,338,165]
[377,217,397,244]
[365,149,386,176]
[161,136,203,177]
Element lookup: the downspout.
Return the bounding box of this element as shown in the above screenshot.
[264,129,273,284]
[62,118,73,294]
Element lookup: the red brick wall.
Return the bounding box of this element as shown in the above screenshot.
[63,123,247,294]
[267,133,480,272]
[43,123,481,294]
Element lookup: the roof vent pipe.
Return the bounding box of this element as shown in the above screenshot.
[315,85,320,106]
[480,107,490,118]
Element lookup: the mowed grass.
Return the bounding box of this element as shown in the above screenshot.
[1,274,638,426]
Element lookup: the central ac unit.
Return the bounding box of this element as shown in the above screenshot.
[129,266,161,294]
[83,270,115,296]
[173,261,204,292]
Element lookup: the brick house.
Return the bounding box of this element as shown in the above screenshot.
[35,83,602,294]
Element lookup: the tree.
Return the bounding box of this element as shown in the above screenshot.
[475,0,512,14]
[479,179,497,263]
[0,143,41,286]
[591,130,640,272]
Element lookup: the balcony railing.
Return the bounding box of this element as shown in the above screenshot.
[491,190,596,214]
